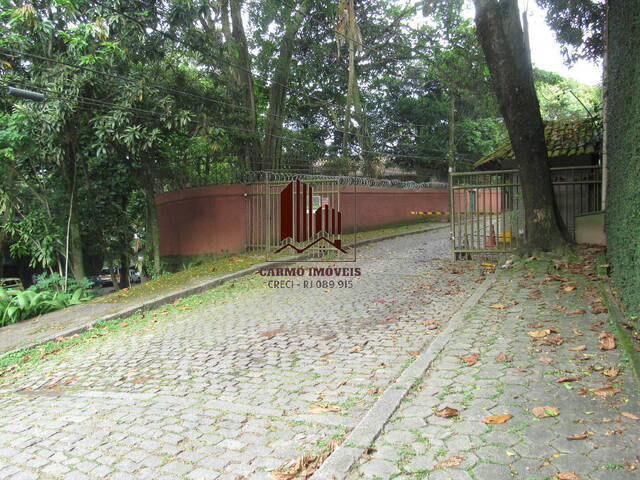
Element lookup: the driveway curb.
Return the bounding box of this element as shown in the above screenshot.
[310,273,495,480]
[3,223,449,357]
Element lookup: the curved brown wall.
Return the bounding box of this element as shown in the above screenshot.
[156,184,448,257]
[156,185,248,256]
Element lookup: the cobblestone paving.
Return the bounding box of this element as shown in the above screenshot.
[0,229,479,479]
[350,257,640,480]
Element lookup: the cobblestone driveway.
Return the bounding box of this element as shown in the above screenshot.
[0,229,478,480]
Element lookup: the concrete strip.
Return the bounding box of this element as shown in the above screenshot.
[3,223,449,356]
[310,274,495,480]
[290,414,360,429]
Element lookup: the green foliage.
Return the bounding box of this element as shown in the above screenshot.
[534,68,601,121]
[535,0,605,63]
[605,1,640,323]
[0,279,93,328]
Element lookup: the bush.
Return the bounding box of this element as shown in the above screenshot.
[0,274,95,327]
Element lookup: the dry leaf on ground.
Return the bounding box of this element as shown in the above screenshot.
[557,472,581,480]
[590,386,620,397]
[572,329,583,336]
[568,309,586,315]
[309,404,341,414]
[483,414,513,424]
[496,352,512,362]
[539,356,554,364]
[566,432,589,440]
[603,367,620,377]
[349,345,363,353]
[528,329,551,338]
[599,332,616,350]
[562,284,577,292]
[490,303,507,310]
[556,375,580,383]
[542,335,564,346]
[459,354,480,366]
[435,407,459,418]
[569,345,587,352]
[532,406,560,418]
[434,454,466,469]
[260,328,286,339]
[621,412,640,420]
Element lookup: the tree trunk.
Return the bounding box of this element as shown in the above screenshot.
[64,148,85,280]
[473,0,570,251]
[263,0,310,170]
[447,95,455,171]
[141,155,161,275]
[119,254,130,289]
[228,0,261,169]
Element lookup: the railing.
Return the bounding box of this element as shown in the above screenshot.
[450,166,602,260]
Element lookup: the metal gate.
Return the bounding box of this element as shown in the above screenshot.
[450,166,602,260]
[245,173,348,261]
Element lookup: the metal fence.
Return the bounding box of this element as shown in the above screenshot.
[245,174,351,261]
[450,166,602,260]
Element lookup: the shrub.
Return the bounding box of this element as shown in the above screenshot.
[0,274,95,327]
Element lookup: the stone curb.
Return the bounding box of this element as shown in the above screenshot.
[3,223,450,356]
[310,273,495,480]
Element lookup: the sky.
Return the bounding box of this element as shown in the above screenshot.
[524,1,602,85]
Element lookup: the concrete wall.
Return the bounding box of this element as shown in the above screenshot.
[156,184,449,257]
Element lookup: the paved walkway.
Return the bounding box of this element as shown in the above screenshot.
[0,229,479,479]
[349,255,640,480]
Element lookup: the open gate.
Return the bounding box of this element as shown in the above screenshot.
[450,166,602,260]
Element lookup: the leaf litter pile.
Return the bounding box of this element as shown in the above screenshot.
[271,439,340,480]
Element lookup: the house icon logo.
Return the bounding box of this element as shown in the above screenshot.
[275,179,347,254]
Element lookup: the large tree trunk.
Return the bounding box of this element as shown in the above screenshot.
[263,0,310,170]
[227,0,261,169]
[474,0,569,251]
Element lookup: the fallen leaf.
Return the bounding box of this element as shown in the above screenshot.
[367,387,382,395]
[566,432,589,440]
[496,352,512,362]
[435,407,459,418]
[621,412,640,420]
[562,284,577,292]
[603,367,620,378]
[590,386,620,397]
[260,328,286,339]
[350,345,363,353]
[599,332,616,351]
[528,329,551,338]
[551,305,566,312]
[459,354,480,366]
[120,322,129,327]
[132,376,152,384]
[568,309,586,315]
[539,356,554,364]
[556,375,580,383]
[309,404,341,414]
[532,406,560,418]
[591,304,608,314]
[172,299,180,306]
[542,335,564,346]
[572,329,583,336]
[63,378,75,385]
[408,351,420,357]
[490,303,507,310]
[569,345,587,352]
[483,414,513,424]
[434,454,466,469]
[588,322,604,331]
[557,471,581,480]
